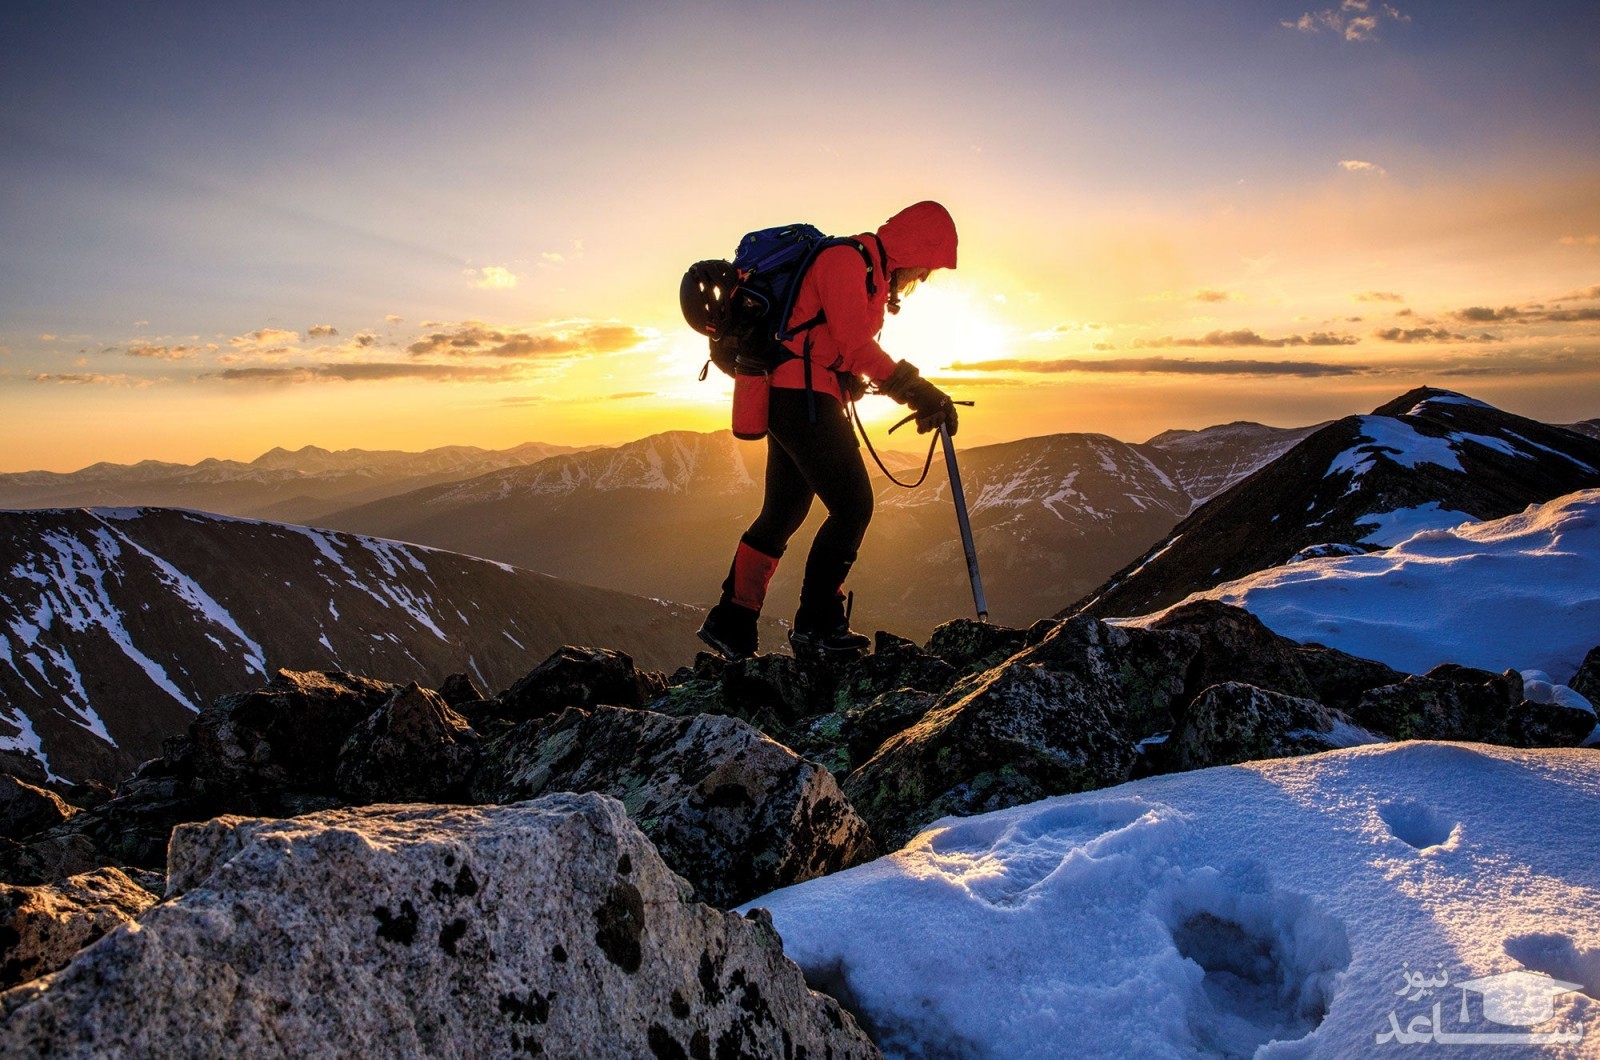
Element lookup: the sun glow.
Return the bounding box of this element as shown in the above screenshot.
[878,281,1013,376]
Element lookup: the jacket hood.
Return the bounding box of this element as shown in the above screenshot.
[876,200,958,272]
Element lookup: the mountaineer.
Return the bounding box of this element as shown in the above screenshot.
[695,200,960,660]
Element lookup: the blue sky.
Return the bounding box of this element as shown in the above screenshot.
[2,0,1597,468]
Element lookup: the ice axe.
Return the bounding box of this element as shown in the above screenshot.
[887,402,988,622]
[939,422,989,622]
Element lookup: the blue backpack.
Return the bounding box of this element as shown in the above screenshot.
[680,224,882,378]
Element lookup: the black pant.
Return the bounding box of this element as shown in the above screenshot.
[742,388,873,615]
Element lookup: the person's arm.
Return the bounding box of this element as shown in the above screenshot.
[878,360,958,435]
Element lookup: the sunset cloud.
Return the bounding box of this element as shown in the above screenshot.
[405,321,649,360]
[1338,159,1388,177]
[468,266,519,289]
[1558,235,1599,247]
[229,328,301,348]
[32,372,142,385]
[1133,329,1358,349]
[209,362,524,384]
[1192,289,1237,303]
[1355,291,1405,303]
[948,357,1370,377]
[307,324,339,337]
[1283,1,1410,41]
[1372,327,1497,343]
[126,344,209,359]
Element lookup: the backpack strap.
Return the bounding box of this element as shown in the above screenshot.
[781,237,883,424]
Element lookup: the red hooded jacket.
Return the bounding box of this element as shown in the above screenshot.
[771,201,958,401]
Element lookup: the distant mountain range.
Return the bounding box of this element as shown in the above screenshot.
[1072,388,1600,620]
[0,508,706,784]
[317,421,1309,638]
[0,442,588,526]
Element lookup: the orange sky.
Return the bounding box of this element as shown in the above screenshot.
[3,2,1598,471]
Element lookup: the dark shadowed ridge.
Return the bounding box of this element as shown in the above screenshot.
[1068,387,1600,621]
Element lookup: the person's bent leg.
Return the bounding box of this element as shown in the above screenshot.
[699,426,815,659]
[767,392,874,650]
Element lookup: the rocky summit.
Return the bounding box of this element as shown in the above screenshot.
[1,602,1594,1055]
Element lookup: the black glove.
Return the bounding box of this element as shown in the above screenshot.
[837,371,869,404]
[878,360,958,436]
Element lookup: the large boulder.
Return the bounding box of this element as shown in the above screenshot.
[845,616,1197,849]
[335,683,481,803]
[0,776,78,842]
[472,706,875,907]
[1568,646,1600,701]
[1290,642,1409,715]
[0,796,878,1059]
[1350,665,1523,743]
[499,646,665,717]
[1162,682,1385,772]
[1144,600,1321,702]
[0,868,155,990]
[190,669,398,792]
[923,618,1036,673]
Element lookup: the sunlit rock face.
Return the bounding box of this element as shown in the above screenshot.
[472,705,877,907]
[844,616,1199,849]
[0,795,880,1060]
[0,868,155,990]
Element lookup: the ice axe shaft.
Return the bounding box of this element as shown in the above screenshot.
[940,424,989,622]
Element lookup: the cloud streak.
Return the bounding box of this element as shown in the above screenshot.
[947,356,1371,377]
[406,321,648,359]
[208,362,525,384]
[1132,329,1358,349]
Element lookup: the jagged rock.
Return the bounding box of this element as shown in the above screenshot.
[1291,642,1409,715]
[1144,600,1321,702]
[0,868,155,990]
[833,637,959,709]
[497,646,665,721]
[924,618,1033,673]
[0,776,78,842]
[0,833,104,890]
[335,683,481,803]
[1164,682,1384,772]
[1508,700,1598,748]
[1350,665,1522,743]
[472,706,875,907]
[0,755,47,790]
[1569,646,1600,701]
[846,616,1197,849]
[0,796,879,1059]
[190,669,399,792]
[435,672,482,709]
[60,781,113,812]
[839,687,942,769]
[721,652,828,728]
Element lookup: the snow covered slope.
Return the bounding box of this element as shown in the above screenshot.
[1072,388,1600,621]
[0,508,706,784]
[1144,420,1325,509]
[1133,489,1600,683]
[747,742,1600,1059]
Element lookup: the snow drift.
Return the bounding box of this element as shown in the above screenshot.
[746,742,1600,1058]
[1140,489,1600,683]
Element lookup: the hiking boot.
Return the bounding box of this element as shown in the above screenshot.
[697,602,759,661]
[788,624,871,658]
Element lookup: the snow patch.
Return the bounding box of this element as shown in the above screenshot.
[748,743,1600,1059]
[1355,503,1477,547]
[1138,490,1600,682]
